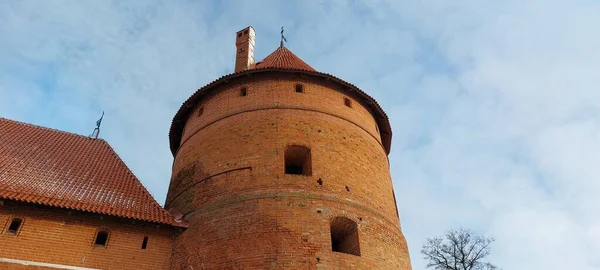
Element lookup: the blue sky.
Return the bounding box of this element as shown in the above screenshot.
[1,1,599,269]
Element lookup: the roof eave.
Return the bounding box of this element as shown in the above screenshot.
[169,68,393,156]
[0,196,187,228]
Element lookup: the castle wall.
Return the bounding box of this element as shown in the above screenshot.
[0,200,174,270]
[167,73,411,269]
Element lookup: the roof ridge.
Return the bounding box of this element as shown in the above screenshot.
[0,117,98,142]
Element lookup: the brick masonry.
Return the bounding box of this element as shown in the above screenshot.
[166,72,412,269]
[0,200,175,270]
[0,71,411,270]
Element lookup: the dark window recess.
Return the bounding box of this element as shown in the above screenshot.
[141,236,149,250]
[240,88,247,96]
[286,164,303,174]
[237,32,242,38]
[7,218,22,235]
[94,230,109,247]
[344,98,352,107]
[284,145,312,176]
[198,106,204,117]
[295,84,304,93]
[330,217,360,256]
[244,29,249,35]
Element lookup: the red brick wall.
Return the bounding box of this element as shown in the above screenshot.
[167,72,411,269]
[0,200,174,270]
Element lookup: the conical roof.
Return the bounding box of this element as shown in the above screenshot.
[251,46,315,71]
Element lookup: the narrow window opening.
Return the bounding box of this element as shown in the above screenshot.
[197,106,204,117]
[94,230,109,247]
[237,32,242,38]
[330,217,360,256]
[284,145,311,176]
[240,88,247,96]
[6,218,22,235]
[244,30,249,35]
[344,98,352,107]
[295,84,304,93]
[141,236,149,250]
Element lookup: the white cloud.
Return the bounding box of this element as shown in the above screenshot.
[386,0,600,269]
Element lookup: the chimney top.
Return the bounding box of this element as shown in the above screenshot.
[234,26,256,72]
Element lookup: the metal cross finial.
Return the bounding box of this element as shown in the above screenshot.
[280,26,287,48]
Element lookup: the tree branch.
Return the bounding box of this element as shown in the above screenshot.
[422,229,497,270]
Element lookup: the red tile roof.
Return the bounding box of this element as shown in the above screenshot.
[0,118,185,227]
[251,46,315,71]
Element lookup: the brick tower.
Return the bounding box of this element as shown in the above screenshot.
[166,26,411,269]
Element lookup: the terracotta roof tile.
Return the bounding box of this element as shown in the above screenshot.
[251,46,315,71]
[0,118,186,227]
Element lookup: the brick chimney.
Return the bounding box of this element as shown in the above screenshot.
[234,26,256,73]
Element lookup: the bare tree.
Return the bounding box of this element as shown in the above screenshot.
[421,228,498,270]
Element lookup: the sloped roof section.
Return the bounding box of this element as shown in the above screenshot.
[251,46,315,71]
[0,118,185,227]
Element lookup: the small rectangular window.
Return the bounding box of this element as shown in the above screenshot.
[244,30,249,35]
[237,32,242,38]
[295,84,304,93]
[141,236,149,250]
[197,106,204,117]
[240,88,247,97]
[344,98,352,107]
[6,218,23,235]
[285,145,312,176]
[94,230,109,247]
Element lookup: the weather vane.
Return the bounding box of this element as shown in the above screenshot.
[90,111,104,139]
[280,26,287,48]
